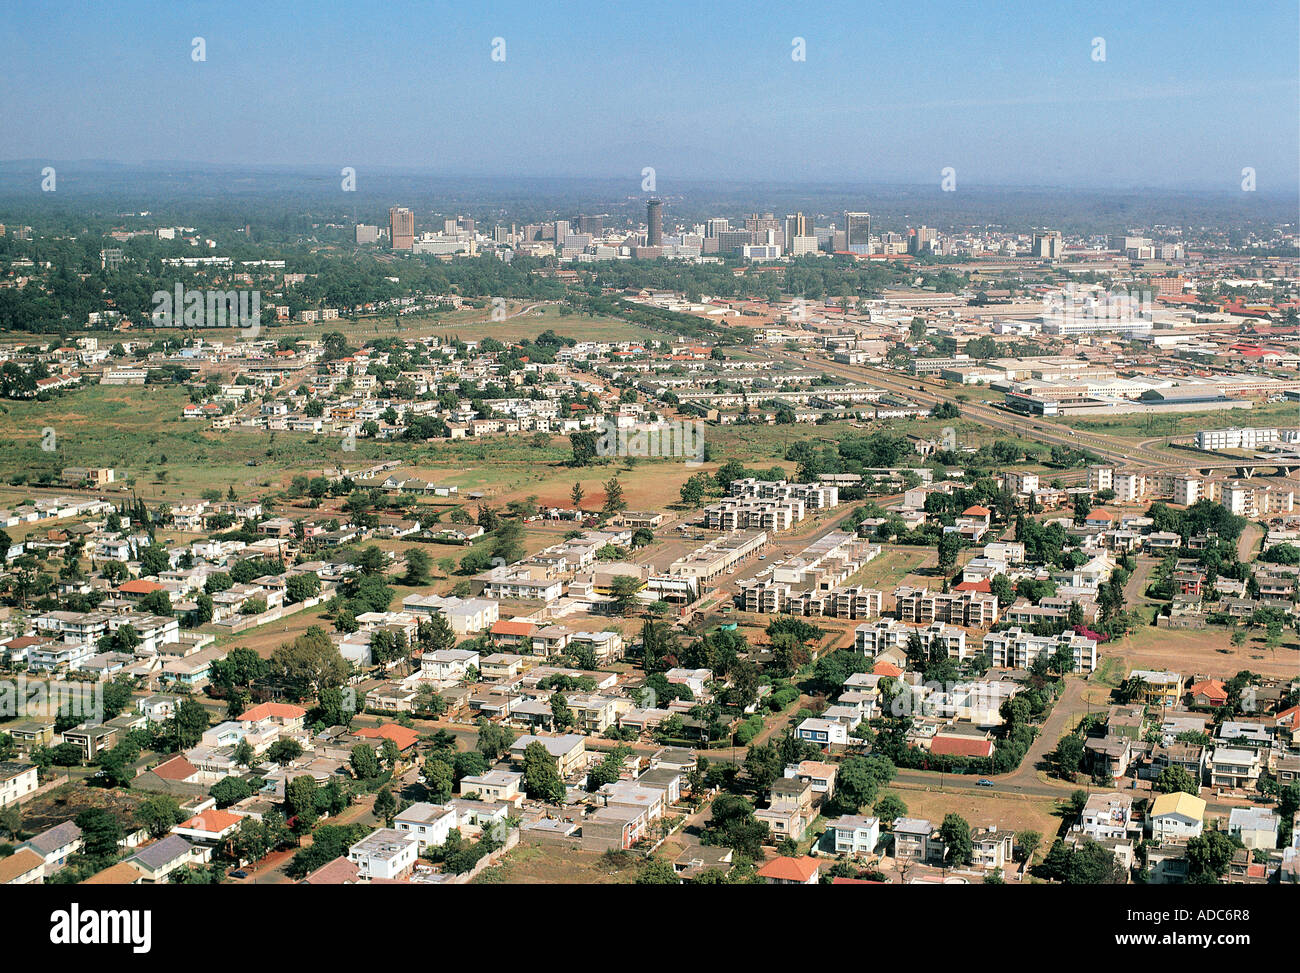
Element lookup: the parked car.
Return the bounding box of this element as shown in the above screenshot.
[976,778,995,788]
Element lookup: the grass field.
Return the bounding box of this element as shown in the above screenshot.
[1052,401,1300,442]
[1109,624,1300,680]
[847,546,938,591]
[884,787,1064,847]
[471,842,640,884]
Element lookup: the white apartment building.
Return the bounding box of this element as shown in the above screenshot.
[347,828,420,880]
[983,627,1098,673]
[1194,427,1279,451]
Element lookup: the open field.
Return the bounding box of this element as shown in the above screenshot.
[1051,401,1300,442]
[17,782,149,835]
[846,546,938,590]
[1108,624,1300,680]
[471,842,640,884]
[880,786,1064,843]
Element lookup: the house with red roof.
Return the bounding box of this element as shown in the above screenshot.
[173,809,244,844]
[1188,679,1229,709]
[490,619,537,650]
[929,734,996,759]
[355,723,421,752]
[756,855,821,885]
[1084,509,1114,529]
[118,578,165,597]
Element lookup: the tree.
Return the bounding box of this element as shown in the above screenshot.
[937,532,962,573]
[423,757,455,802]
[608,575,643,615]
[743,744,783,794]
[476,719,516,760]
[939,813,973,868]
[266,738,304,765]
[703,793,768,858]
[831,755,893,815]
[211,775,253,808]
[136,795,184,838]
[636,857,680,884]
[1017,830,1042,864]
[550,692,575,731]
[522,741,566,803]
[1054,735,1085,778]
[601,475,627,517]
[171,697,211,750]
[232,738,257,769]
[285,776,320,831]
[374,786,398,827]
[267,626,349,701]
[570,481,585,508]
[419,613,456,655]
[874,793,908,823]
[1155,765,1200,796]
[75,808,123,864]
[401,548,431,585]
[350,744,382,782]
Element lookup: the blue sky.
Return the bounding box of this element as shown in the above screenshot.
[3,0,1297,190]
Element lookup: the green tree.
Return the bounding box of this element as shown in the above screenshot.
[522,741,566,803]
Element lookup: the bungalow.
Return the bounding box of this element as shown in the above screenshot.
[173,809,244,845]
[1188,679,1229,709]
[0,848,45,885]
[126,834,211,883]
[756,855,820,885]
[489,619,536,651]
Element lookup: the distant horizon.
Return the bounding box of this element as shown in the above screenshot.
[3,1,1296,192]
[1,160,1297,199]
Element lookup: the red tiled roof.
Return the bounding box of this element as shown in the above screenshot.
[491,620,536,637]
[1188,679,1228,703]
[119,579,164,594]
[239,702,306,723]
[356,723,420,750]
[873,661,903,678]
[953,580,992,593]
[962,506,991,517]
[178,809,243,834]
[756,856,820,882]
[150,755,199,781]
[930,735,995,758]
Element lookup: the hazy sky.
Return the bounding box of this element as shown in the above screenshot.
[4,0,1297,190]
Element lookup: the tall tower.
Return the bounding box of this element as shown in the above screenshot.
[388,207,414,251]
[646,198,663,247]
[844,211,871,253]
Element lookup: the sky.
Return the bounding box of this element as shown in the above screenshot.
[3,0,1298,191]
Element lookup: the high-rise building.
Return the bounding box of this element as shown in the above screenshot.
[784,212,808,242]
[745,212,781,234]
[1033,231,1062,259]
[844,212,871,253]
[705,217,729,238]
[909,226,937,255]
[355,224,380,245]
[554,220,570,245]
[578,215,604,235]
[646,199,663,247]
[388,207,415,251]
